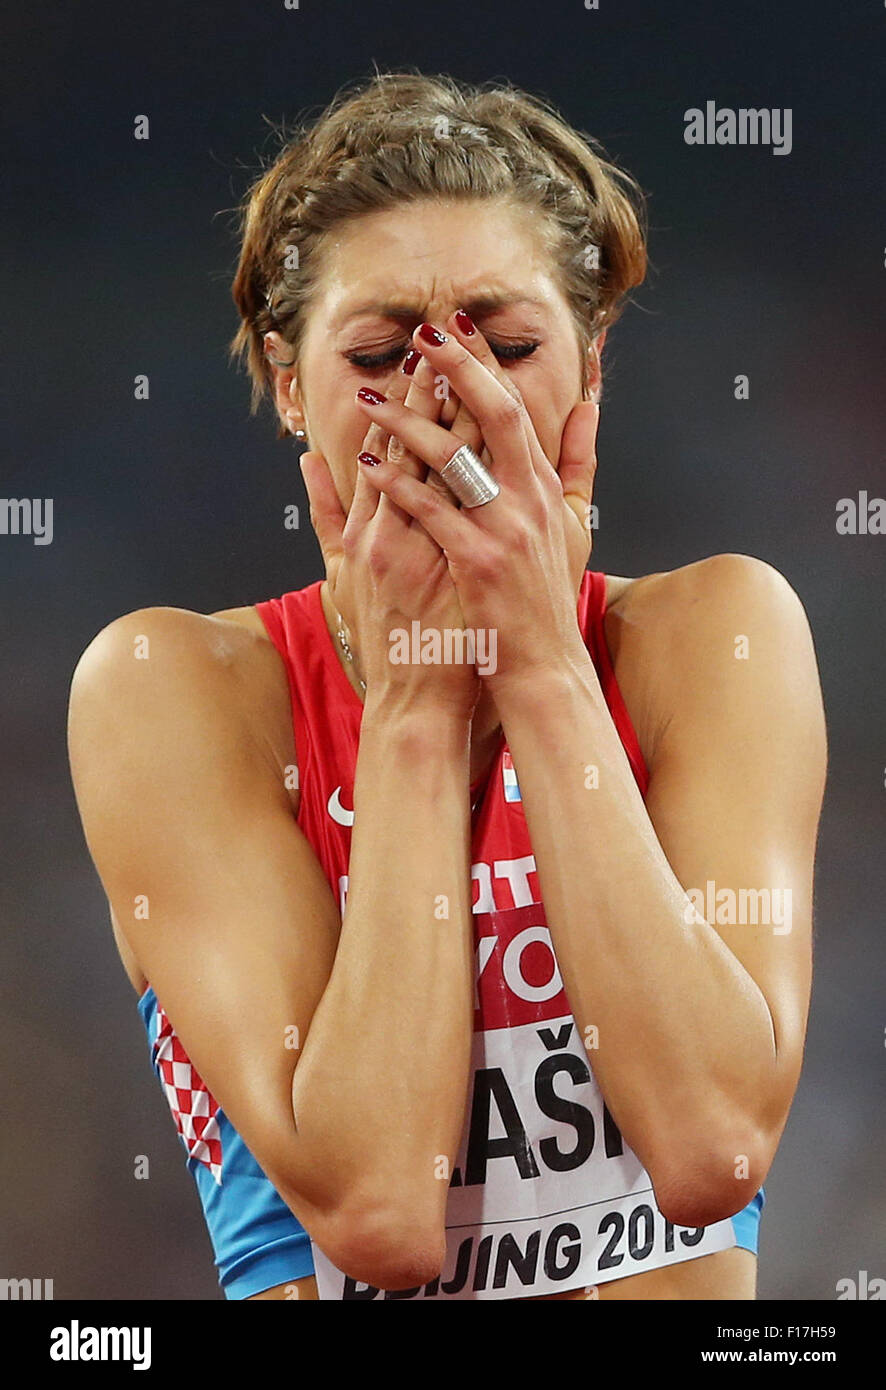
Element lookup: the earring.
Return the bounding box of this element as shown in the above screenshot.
[284,408,306,440]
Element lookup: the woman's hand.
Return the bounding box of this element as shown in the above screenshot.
[299,352,481,719]
[425,315,597,608]
[352,315,600,691]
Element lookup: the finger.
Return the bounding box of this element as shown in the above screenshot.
[348,351,431,533]
[355,389,485,486]
[445,308,526,405]
[347,447,383,533]
[403,355,483,510]
[346,400,396,531]
[557,401,600,528]
[410,323,539,485]
[299,451,347,569]
[437,380,484,459]
[427,349,482,450]
[398,352,445,477]
[368,352,428,529]
[348,356,466,542]
[349,392,404,530]
[402,354,475,516]
[357,451,469,558]
[370,347,454,531]
[439,389,460,430]
[439,309,521,466]
[402,322,504,486]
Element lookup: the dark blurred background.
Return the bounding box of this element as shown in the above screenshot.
[1,0,883,1299]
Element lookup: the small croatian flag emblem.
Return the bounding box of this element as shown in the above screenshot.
[502,750,522,802]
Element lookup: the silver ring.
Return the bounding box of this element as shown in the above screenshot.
[439,444,500,508]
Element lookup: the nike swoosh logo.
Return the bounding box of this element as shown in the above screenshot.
[327,786,355,827]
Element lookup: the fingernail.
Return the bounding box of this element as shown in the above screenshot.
[358,451,381,467]
[454,309,476,336]
[356,387,387,405]
[402,348,421,375]
[418,322,448,347]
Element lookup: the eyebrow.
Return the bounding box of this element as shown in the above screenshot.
[336,291,549,326]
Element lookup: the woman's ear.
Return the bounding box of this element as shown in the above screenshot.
[264,332,307,436]
[286,376,309,438]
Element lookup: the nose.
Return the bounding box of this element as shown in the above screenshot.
[419,301,461,330]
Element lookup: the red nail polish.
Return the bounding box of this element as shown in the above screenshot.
[418,323,448,347]
[454,309,476,336]
[402,348,421,375]
[358,451,381,467]
[356,386,387,405]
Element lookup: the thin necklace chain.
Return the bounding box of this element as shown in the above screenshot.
[334,610,367,693]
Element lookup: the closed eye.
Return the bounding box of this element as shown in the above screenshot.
[346,340,540,369]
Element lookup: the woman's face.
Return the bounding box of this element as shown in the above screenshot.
[267,197,603,509]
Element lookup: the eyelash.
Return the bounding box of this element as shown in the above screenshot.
[346,340,540,369]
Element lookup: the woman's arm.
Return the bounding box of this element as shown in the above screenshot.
[489,554,827,1227]
[351,323,826,1230]
[68,604,474,1289]
[288,681,475,1287]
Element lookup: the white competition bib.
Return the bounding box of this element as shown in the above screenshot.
[311,900,737,1299]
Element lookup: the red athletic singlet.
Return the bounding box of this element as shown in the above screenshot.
[255,570,753,1299]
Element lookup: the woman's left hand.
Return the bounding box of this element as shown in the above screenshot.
[354,316,600,689]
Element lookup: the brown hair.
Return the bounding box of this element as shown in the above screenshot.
[229,69,648,437]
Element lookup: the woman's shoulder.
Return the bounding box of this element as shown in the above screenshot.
[209,603,276,638]
[602,555,813,763]
[69,603,297,799]
[605,553,806,633]
[71,602,283,703]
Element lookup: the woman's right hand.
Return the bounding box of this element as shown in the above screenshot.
[300,354,482,719]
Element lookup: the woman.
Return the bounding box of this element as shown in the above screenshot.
[68,71,826,1301]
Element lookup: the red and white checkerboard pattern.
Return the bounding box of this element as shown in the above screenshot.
[153,1004,223,1185]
